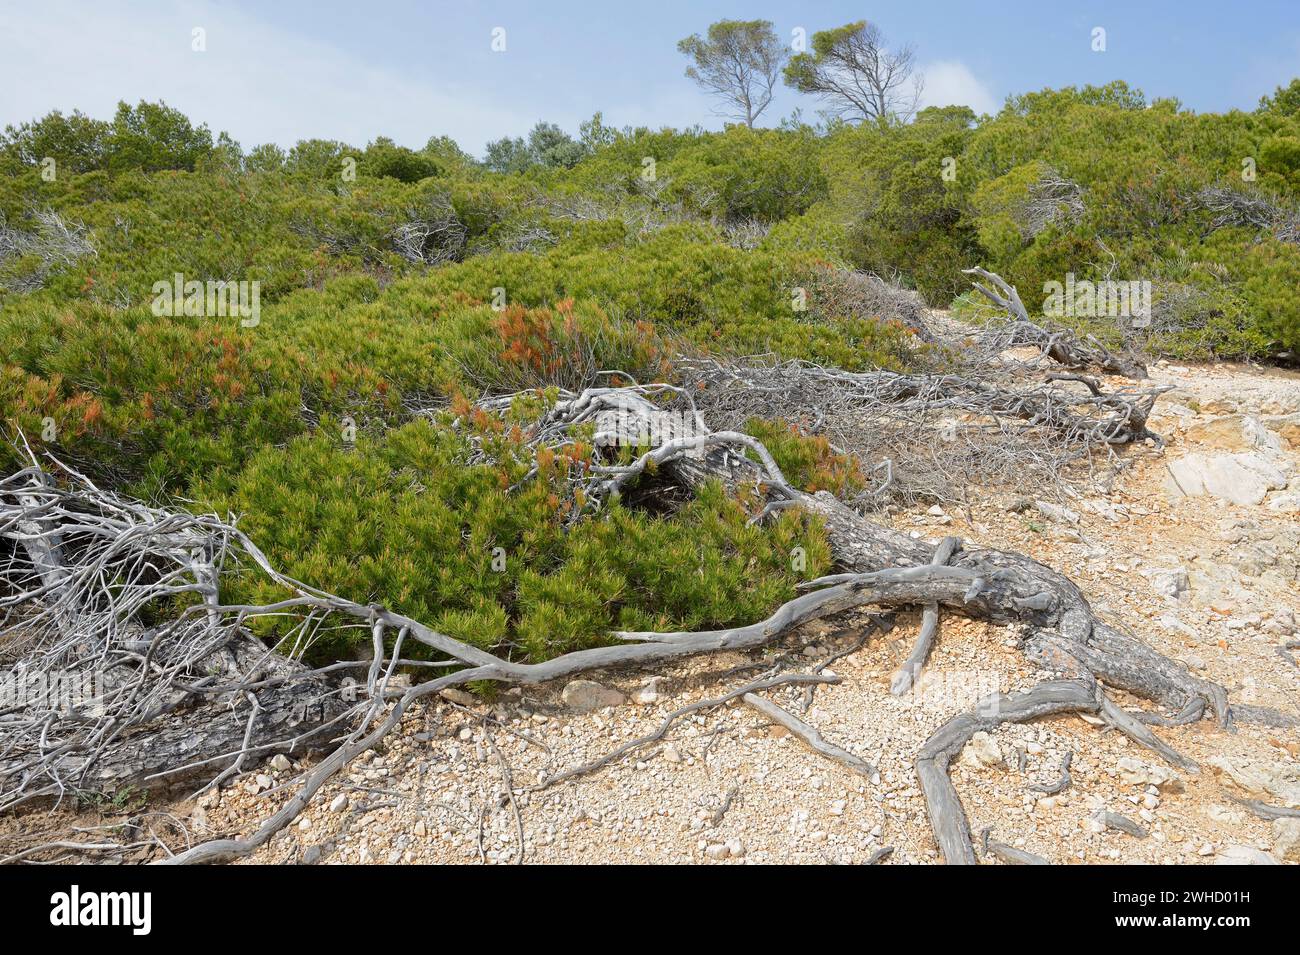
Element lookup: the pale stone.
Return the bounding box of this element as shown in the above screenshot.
[1164,452,1289,506]
[561,680,626,712]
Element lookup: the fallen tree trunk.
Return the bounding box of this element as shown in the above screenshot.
[2,650,349,804]
[0,464,351,810]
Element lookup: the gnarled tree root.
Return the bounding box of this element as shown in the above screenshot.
[917,680,1098,865]
[915,676,1202,864]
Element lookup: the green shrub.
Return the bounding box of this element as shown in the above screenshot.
[742,419,867,495]
[199,420,829,662]
[1238,240,1300,351]
[360,138,442,183]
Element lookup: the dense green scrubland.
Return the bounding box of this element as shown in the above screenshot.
[2,81,1298,661]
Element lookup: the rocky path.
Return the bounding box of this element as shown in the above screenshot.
[156,360,1300,864]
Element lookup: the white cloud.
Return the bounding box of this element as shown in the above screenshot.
[918,61,1000,116]
[0,0,536,154]
[0,5,1005,150]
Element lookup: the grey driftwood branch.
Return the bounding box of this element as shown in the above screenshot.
[962,266,1148,379]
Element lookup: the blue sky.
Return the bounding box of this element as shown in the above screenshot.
[2,0,1297,156]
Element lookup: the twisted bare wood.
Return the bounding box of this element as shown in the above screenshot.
[963,266,1148,379]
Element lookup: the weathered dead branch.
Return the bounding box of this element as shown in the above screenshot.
[962,266,1148,379]
[1196,185,1300,245]
[742,692,877,781]
[979,826,1049,865]
[917,680,1099,865]
[390,192,468,265]
[672,355,1167,505]
[889,536,959,695]
[1027,750,1072,795]
[1093,810,1149,839]
[0,208,97,295]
